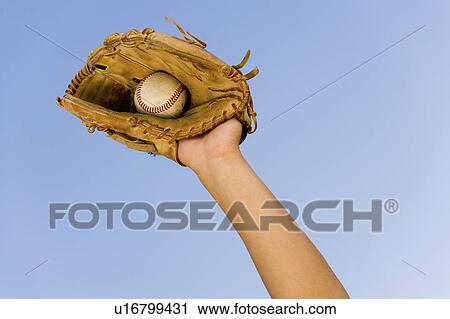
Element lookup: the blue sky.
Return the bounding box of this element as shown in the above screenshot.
[1,0,449,298]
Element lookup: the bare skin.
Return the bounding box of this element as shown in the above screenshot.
[178,118,348,298]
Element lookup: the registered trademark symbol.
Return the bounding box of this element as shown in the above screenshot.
[384,199,399,214]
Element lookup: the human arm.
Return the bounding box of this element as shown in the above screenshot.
[178,118,348,298]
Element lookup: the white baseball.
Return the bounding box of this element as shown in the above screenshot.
[134,72,187,118]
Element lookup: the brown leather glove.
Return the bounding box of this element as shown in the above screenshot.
[57,18,258,164]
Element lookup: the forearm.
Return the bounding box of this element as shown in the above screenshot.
[192,150,349,298]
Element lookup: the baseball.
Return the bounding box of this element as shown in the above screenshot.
[134,71,187,118]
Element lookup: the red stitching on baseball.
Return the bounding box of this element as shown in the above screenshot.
[135,72,185,114]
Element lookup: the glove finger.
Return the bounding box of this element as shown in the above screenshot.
[106,132,157,153]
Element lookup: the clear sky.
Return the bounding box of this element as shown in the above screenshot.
[1,0,449,298]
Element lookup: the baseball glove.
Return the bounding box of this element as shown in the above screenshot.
[56,18,258,164]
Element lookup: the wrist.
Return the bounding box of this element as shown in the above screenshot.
[189,147,243,173]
